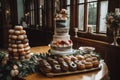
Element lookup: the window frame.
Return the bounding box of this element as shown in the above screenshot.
[77,0,108,34]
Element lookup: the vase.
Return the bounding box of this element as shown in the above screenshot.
[112,29,119,46]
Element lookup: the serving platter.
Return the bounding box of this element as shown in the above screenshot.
[39,62,102,77]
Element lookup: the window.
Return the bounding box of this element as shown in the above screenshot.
[78,0,108,33]
[66,0,71,27]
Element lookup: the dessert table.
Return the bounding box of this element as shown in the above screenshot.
[24,46,109,80]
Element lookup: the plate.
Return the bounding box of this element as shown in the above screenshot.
[79,46,95,53]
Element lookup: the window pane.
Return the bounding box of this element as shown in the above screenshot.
[99,1,108,33]
[79,0,84,3]
[88,2,97,32]
[39,6,42,26]
[78,5,84,30]
[87,0,97,2]
[67,0,70,5]
[67,6,70,27]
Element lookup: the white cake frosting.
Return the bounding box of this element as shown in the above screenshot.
[50,9,73,55]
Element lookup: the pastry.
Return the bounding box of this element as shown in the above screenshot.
[18,48,24,53]
[76,55,85,60]
[9,29,14,34]
[52,64,61,73]
[14,26,23,30]
[12,48,18,53]
[92,60,99,67]
[21,30,26,34]
[25,54,31,59]
[14,30,21,35]
[18,44,24,48]
[11,35,17,40]
[11,44,17,48]
[17,35,24,40]
[74,60,85,70]
[68,61,77,71]
[83,60,93,69]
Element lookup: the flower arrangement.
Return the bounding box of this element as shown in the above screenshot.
[106,11,120,31]
[55,9,69,20]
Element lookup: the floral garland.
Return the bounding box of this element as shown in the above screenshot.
[0,52,40,80]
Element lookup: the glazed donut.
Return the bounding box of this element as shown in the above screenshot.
[92,60,99,67]
[14,30,21,35]
[12,52,19,56]
[13,57,19,60]
[22,39,29,44]
[77,61,86,70]
[16,41,22,44]
[17,35,24,40]
[20,51,26,56]
[18,48,24,52]
[69,55,78,61]
[76,55,85,60]
[24,46,30,51]
[83,61,93,69]
[9,29,14,34]
[26,50,31,54]
[24,35,27,39]
[14,26,23,30]
[11,35,18,40]
[21,30,26,34]
[12,48,18,53]
[8,47,12,52]
[85,58,93,62]
[24,43,29,47]
[20,56,25,60]
[11,44,17,48]
[9,35,12,39]
[25,54,31,59]
[9,44,12,47]
[18,44,24,48]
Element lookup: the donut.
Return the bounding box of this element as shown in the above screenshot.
[68,61,77,71]
[92,60,99,67]
[20,51,26,56]
[76,55,85,60]
[18,48,24,52]
[8,47,12,52]
[9,35,12,39]
[22,39,29,44]
[85,58,93,62]
[14,26,23,30]
[11,44,17,48]
[13,57,19,60]
[21,30,26,34]
[83,61,93,69]
[24,43,29,47]
[9,29,14,34]
[12,48,18,53]
[17,35,24,40]
[8,39,11,42]
[24,46,30,51]
[11,35,18,40]
[25,54,31,59]
[20,56,25,60]
[12,52,19,56]
[18,44,24,48]
[76,61,86,70]
[16,41,22,44]
[24,35,27,39]
[8,44,12,47]
[14,30,21,35]
[26,50,31,54]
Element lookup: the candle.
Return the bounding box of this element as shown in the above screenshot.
[87,25,92,33]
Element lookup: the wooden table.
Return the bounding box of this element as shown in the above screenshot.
[25,46,109,80]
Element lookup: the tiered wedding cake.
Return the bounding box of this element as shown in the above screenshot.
[50,9,73,55]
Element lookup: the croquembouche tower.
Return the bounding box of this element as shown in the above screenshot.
[8,26,31,60]
[50,9,73,55]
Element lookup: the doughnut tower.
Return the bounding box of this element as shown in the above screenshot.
[8,26,31,60]
[50,9,73,55]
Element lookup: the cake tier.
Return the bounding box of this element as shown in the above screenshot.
[52,35,70,41]
[50,48,74,55]
[56,20,68,28]
[55,27,69,35]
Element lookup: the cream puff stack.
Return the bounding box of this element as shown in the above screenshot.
[8,26,31,60]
